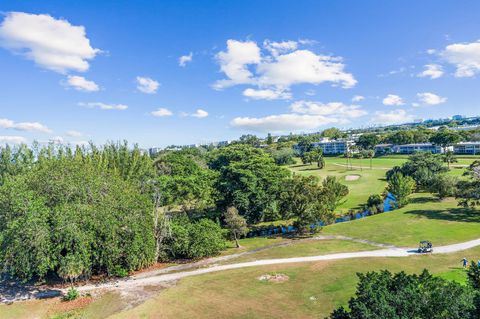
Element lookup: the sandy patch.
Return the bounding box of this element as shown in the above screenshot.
[345,174,360,181]
[257,274,289,283]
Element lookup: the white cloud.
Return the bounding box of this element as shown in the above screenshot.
[0,118,51,133]
[179,52,193,67]
[79,102,128,110]
[305,89,316,96]
[263,40,298,56]
[191,109,208,118]
[382,94,404,106]
[136,76,160,94]
[66,130,82,137]
[213,39,356,92]
[417,64,443,79]
[50,136,64,144]
[371,109,414,125]
[151,108,173,117]
[352,95,364,102]
[257,49,356,89]
[0,12,99,73]
[440,40,480,77]
[0,135,27,144]
[416,92,447,105]
[230,113,342,133]
[242,88,291,100]
[290,101,367,118]
[65,75,99,92]
[213,40,261,89]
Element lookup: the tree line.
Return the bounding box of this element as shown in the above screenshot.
[0,142,348,283]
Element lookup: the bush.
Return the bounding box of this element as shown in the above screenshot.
[165,218,226,259]
[63,287,79,301]
[112,265,129,278]
[366,194,384,214]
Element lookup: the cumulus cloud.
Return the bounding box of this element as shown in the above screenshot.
[243,88,291,100]
[382,94,404,106]
[231,114,342,133]
[0,118,51,133]
[151,108,173,117]
[136,76,160,94]
[79,102,127,110]
[371,109,414,125]
[0,135,27,144]
[213,40,261,89]
[352,95,365,102]
[0,12,99,73]
[263,40,298,56]
[213,39,356,93]
[440,40,480,77]
[66,130,82,137]
[417,64,443,79]
[65,75,99,92]
[416,92,447,105]
[191,109,208,118]
[290,101,367,118]
[179,52,193,67]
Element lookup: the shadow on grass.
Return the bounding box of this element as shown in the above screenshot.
[405,207,480,223]
[409,196,441,204]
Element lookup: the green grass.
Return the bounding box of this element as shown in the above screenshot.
[323,193,480,246]
[106,246,480,319]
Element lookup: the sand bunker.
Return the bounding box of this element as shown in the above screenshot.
[257,273,289,283]
[345,175,360,181]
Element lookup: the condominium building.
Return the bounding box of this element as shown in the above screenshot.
[391,143,444,154]
[454,142,480,155]
[311,138,353,155]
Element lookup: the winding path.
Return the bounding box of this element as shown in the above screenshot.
[3,238,480,303]
[77,238,480,292]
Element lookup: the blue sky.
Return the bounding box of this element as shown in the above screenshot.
[1,1,480,147]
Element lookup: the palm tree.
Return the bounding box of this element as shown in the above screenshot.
[442,150,457,169]
[366,149,375,170]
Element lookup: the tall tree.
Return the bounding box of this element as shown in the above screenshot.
[386,172,416,207]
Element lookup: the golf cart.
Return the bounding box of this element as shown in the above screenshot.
[417,240,433,253]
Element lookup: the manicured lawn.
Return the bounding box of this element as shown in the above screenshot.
[323,193,480,246]
[106,246,480,319]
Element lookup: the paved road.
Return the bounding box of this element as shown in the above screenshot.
[75,238,480,292]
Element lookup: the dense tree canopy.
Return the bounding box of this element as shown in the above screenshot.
[329,270,477,319]
[0,158,156,281]
[209,144,290,223]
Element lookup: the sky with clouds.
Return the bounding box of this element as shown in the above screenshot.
[1,0,480,147]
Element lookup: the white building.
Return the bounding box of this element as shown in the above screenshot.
[311,138,354,155]
[390,143,445,154]
[454,142,480,155]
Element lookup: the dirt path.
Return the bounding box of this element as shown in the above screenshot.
[4,237,480,303]
[74,238,480,293]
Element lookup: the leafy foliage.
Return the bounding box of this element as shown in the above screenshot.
[456,161,480,207]
[329,269,477,319]
[386,172,415,207]
[209,144,290,223]
[224,207,248,248]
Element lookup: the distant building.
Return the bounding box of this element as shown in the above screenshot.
[454,142,480,155]
[149,147,163,157]
[374,144,393,154]
[311,138,353,155]
[391,143,444,154]
[452,115,465,121]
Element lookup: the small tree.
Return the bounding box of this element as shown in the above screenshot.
[430,175,458,199]
[224,206,248,248]
[443,150,458,169]
[386,172,416,207]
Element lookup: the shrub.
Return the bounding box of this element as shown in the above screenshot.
[165,218,226,259]
[63,287,79,301]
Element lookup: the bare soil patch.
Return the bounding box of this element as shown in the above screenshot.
[345,174,360,181]
[257,273,289,283]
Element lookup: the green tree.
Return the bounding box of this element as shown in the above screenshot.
[329,269,476,319]
[224,207,248,248]
[430,175,458,199]
[279,175,347,233]
[430,129,462,148]
[443,150,458,169]
[209,144,290,223]
[386,172,416,207]
[456,161,480,207]
[356,134,381,150]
